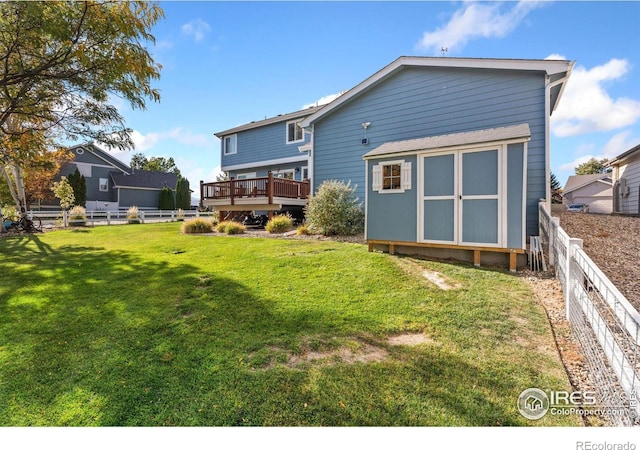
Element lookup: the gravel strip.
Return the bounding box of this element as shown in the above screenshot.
[555,211,640,312]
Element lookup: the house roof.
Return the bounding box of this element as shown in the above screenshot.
[214,105,324,138]
[300,56,574,128]
[70,143,131,174]
[362,123,531,159]
[563,174,613,195]
[607,143,640,167]
[111,169,178,190]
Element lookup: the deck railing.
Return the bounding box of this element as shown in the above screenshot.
[200,173,309,206]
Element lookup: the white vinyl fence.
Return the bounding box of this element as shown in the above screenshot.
[539,202,640,426]
[28,209,216,228]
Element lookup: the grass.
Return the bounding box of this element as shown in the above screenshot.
[0,223,580,426]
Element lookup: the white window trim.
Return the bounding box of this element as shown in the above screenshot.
[286,120,304,144]
[223,134,238,155]
[274,168,295,179]
[372,160,412,193]
[99,177,109,192]
[236,172,256,180]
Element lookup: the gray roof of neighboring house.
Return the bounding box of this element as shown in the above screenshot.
[607,143,640,166]
[563,174,613,194]
[214,105,324,137]
[110,169,178,190]
[363,123,531,159]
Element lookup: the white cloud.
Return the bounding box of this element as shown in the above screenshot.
[181,19,211,43]
[131,128,210,152]
[415,1,545,55]
[302,92,344,110]
[558,154,599,172]
[556,131,640,173]
[552,59,640,137]
[602,130,640,159]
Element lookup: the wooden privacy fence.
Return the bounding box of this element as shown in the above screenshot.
[539,201,640,426]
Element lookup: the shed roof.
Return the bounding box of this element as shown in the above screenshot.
[363,123,531,159]
[111,169,178,190]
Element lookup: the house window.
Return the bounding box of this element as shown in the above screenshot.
[99,178,109,192]
[275,169,295,180]
[301,166,309,180]
[286,120,304,144]
[372,160,411,193]
[223,134,237,155]
[383,164,402,190]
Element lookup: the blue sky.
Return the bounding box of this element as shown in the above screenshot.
[107,1,640,196]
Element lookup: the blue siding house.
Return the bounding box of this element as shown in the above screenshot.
[203,56,574,270]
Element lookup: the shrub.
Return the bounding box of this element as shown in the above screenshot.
[216,220,245,234]
[296,224,310,235]
[305,180,364,236]
[68,205,87,226]
[181,218,214,234]
[158,187,175,210]
[265,214,293,234]
[127,206,140,224]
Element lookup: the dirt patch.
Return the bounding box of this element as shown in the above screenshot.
[287,343,388,367]
[392,256,460,290]
[247,333,437,371]
[387,333,434,346]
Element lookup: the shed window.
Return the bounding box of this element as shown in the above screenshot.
[223,134,237,155]
[286,120,304,144]
[372,160,411,193]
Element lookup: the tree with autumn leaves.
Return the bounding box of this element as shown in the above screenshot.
[0,1,163,215]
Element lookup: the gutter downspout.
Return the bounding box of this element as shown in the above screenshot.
[300,125,314,197]
[545,74,552,213]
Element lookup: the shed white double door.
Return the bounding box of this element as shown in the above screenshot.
[419,147,505,247]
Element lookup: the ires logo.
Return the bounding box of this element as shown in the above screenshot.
[518,388,597,420]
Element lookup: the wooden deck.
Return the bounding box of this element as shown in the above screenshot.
[200,173,309,211]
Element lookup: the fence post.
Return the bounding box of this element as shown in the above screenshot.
[107,211,111,225]
[140,211,145,224]
[549,217,560,267]
[565,237,584,320]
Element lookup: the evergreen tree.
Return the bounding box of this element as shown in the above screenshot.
[67,168,87,207]
[158,187,175,210]
[175,176,191,210]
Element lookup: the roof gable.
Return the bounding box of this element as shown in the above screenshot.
[70,143,131,174]
[300,56,574,128]
[563,174,613,194]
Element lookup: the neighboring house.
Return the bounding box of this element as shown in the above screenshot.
[54,143,178,211]
[202,56,574,270]
[562,174,613,214]
[608,143,640,215]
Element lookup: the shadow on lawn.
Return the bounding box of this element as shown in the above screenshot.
[0,234,275,425]
[0,234,557,426]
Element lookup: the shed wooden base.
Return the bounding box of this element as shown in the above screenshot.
[367,240,525,272]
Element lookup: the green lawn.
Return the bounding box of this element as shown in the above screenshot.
[0,223,580,426]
